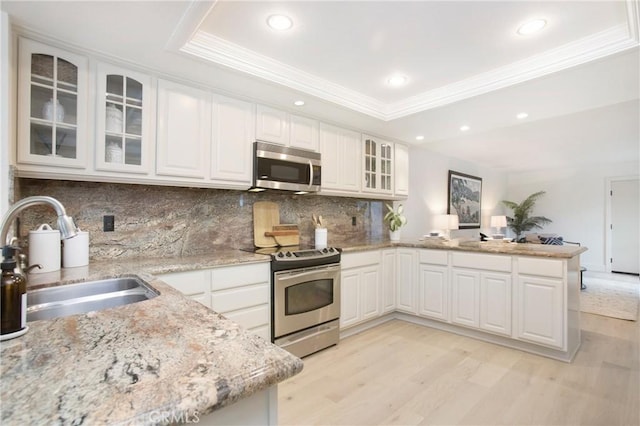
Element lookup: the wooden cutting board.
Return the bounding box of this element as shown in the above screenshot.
[270,224,299,247]
[253,201,279,247]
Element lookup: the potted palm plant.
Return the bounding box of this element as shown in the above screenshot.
[501,191,552,242]
[384,203,407,241]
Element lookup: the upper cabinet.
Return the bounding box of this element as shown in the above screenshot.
[362,135,393,195]
[394,143,409,197]
[95,63,152,174]
[210,94,255,186]
[319,123,361,193]
[256,104,319,152]
[17,38,88,169]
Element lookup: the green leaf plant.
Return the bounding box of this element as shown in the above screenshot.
[501,191,552,242]
[384,203,408,232]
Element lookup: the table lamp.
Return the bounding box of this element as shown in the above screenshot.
[490,215,507,239]
[435,214,459,240]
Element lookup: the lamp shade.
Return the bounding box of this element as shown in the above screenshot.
[435,214,459,230]
[490,215,507,228]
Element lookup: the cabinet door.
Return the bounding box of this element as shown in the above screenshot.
[479,272,512,336]
[95,63,151,173]
[517,275,564,349]
[156,79,210,179]
[320,123,361,193]
[381,249,396,313]
[256,104,289,145]
[418,264,449,321]
[360,265,381,321]
[394,143,409,197]
[362,135,393,195]
[451,268,480,328]
[17,38,88,168]
[289,114,318,152]
[210,94,254,185]
[396,248,417,313]
[340,269,361,328]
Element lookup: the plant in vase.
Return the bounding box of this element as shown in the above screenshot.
[384,203,407,241]
[501,191,552,242]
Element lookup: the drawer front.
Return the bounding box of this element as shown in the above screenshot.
[223,305,270,330]
[518,257,564,278]
[341,250,381,269]
[211,283,269,313]
[419,249,448,265]
[211,262,269,290]
[451,252,511,272]
[159,270,210,295]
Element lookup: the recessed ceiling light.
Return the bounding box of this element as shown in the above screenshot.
[517,19,547,35]
[387,74,408,87]
[267,14,293,31]
[517,112,529,119]
[416,135,425,141]
[460,125,470,132]
[294,100,305,106]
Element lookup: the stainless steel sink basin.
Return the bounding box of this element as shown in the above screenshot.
[27,276,159,322]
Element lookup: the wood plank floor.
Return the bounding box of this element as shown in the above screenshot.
[278,313,639,425]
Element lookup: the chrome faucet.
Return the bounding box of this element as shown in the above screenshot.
[0,196,78,247]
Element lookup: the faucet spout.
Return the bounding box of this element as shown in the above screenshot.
[0,196,78,246]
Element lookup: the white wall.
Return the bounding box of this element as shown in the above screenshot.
[506,160,640,272]
[402,145,508,240]
[1,11,10,215]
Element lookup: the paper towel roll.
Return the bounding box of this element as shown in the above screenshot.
[28,224,60,273]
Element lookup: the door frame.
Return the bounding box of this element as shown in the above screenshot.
[605,175,640,273]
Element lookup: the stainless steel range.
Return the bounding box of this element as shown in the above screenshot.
[265,246,341,358]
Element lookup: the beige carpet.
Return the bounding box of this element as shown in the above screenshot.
[581,272,639,321]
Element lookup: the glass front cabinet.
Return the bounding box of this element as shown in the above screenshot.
[362,135,393,195]
[95,63,151,173]
[17,38,88,168]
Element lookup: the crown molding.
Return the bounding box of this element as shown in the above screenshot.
[177,3,640,122]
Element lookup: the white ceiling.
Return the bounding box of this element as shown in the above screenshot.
[2,1,639,173]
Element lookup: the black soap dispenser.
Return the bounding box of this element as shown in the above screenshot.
[1,245,28,340]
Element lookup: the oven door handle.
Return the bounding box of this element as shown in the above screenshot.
[276,265,340,282]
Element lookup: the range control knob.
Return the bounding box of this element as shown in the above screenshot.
[277,252,284,258]
[328,247,335,252]
[322,248,329,253]
[285,251,292,257]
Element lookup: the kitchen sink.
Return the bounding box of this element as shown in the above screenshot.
[27,276,159,322]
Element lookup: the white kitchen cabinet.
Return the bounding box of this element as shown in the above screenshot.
[256,104,289,145]
[381,249,396,313]
[156,79,210,179]
[210,94,255,186]
[516,274,564,349]
[340,251,381,329]
[480,272,512,336]
[159,262,271,340]
[289,114,319,152]
[157,269,211,308]
[395,248,417,314]
[319,123,361,193]
[394,143,409,197]
[362,135,393,195]
[451,268,480,328]
[95,62,152,174]
[17,37,88,169]
[417,249,449,321]
[211,263,271,341]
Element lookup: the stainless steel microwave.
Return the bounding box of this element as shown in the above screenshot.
[252,141,321,193]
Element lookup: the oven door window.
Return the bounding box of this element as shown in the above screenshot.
[257,157,310,184]
[285,279,334,315]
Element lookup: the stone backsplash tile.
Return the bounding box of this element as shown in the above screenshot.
[15,179,387,260]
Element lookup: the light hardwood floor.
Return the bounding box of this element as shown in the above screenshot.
[278,314,639,425]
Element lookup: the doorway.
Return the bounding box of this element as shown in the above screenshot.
[607,177,639,275]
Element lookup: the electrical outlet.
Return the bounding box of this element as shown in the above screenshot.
[103,215,115,232]
[352,216,357,226]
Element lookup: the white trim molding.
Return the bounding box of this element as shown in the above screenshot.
[174,1,640,122]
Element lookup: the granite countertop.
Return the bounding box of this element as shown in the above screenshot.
[0,252,302,425]
[341,238,588,259]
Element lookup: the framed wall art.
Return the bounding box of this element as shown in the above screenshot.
[448,170,482,229]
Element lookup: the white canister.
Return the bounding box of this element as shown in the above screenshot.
[106,141,123,163]
[315,228,328,250]
[105,105,123,132]
[42,98,65,122]
[28,224,61,274]
[62,230,89,268]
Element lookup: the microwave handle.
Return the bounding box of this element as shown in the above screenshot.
[308,160,314,188]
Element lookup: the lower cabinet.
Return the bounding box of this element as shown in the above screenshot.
[158,262,271,340]
[381,249,396,313]
[480,272,512,336]
[516,274,564,349]
[451,268,480,328]
[340,251,381,329]
[396,248,417,314]
[418,264,449,321]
